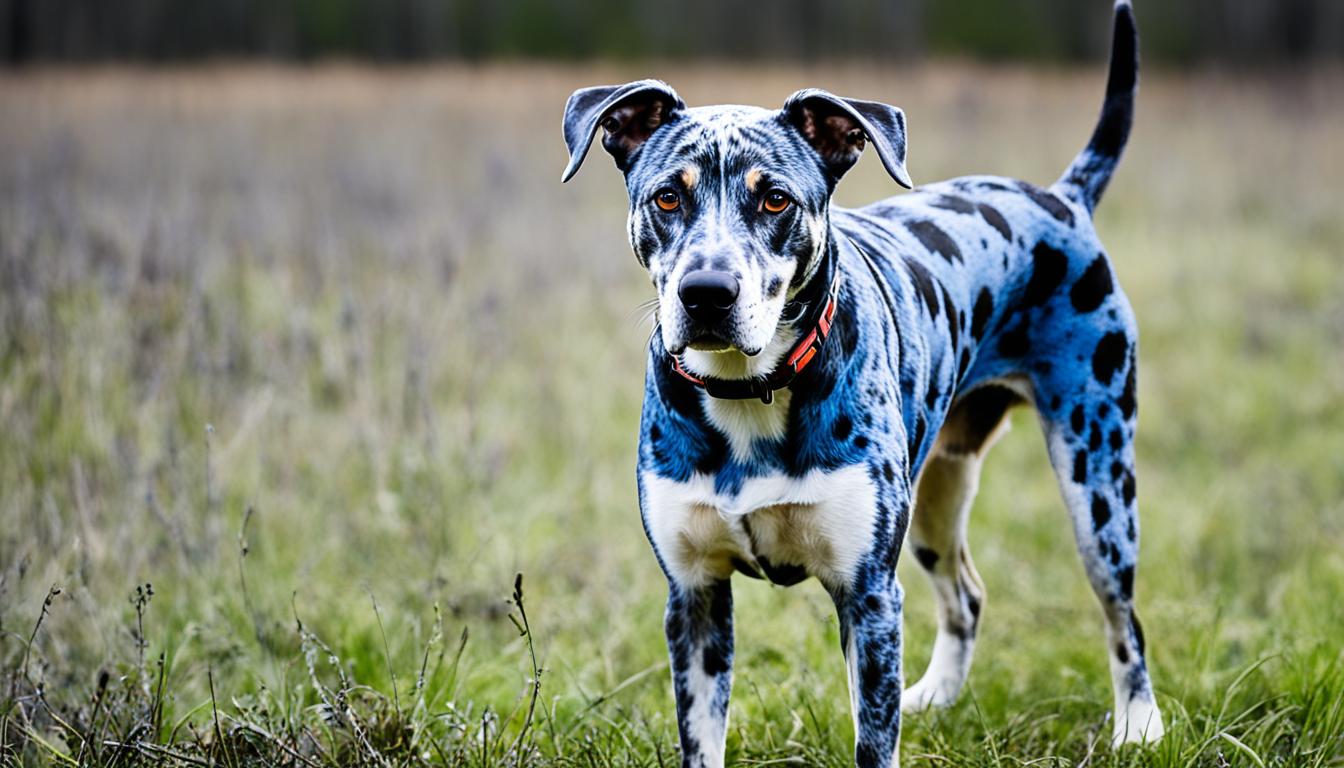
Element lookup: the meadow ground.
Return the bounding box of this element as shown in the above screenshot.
[0,64,1342,766]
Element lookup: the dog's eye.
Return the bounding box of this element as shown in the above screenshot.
[763,190,792,214]
[654,189,680,212]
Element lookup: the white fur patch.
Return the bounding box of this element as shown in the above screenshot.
[1112,692,1165,746]
[1107,623,1165,746]
[844,631,860,736]
[681,662,728,766]
[701,391,792,463]
[681,324,794,381]
[901,629,972,712]
[681,329,797,461]
[642,464,878,589]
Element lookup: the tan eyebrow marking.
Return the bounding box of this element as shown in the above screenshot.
[745,168,763,192]
[680,166,700,189]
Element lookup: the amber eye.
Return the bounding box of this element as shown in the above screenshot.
[654,188,680,212]
[763,190,792,214]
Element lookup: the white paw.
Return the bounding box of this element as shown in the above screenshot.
[1111,697,1165,747]
[901,677,960,713]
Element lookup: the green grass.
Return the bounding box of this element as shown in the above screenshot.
[1,64,1342,766]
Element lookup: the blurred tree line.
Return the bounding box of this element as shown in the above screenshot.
[3,0,1341,65]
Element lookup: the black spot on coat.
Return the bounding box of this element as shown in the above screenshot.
[1024,242,1068,306]
[702,646,729,676]
[1117,564,1134,599]
[1073,450,1088,483]
[833,415,853,441]
[1017,181,1076,226]
[906,220,963,263]
[998,316,1030,358]
[1070,256,1114,312]
[1131,613,1146,655]
[977,203,1012,241]
[914,546,939,571]
[1091,493,1111,530]
[904,258,941,318]
[930,194,976,214]
[1071,405,1086,434]
[1092,332,1129,384]
[971,288,994,341]
[861,653,884,692]
[942,285,960,352]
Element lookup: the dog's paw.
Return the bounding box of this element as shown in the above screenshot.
[1111,697,1165,747]
[900,677,960,713]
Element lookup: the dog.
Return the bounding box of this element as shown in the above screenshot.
[561,2,1162,765]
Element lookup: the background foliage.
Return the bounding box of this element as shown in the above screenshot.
[3,0,1344,65]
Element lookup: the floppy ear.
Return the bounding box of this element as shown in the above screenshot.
[561,79,685,182]
[783,89,912,188]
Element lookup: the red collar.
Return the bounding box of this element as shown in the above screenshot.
[671,272,841,404]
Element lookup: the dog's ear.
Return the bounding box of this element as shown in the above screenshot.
[783,89,912,188]
[561,80,685,182]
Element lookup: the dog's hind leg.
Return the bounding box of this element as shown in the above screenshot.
[1035,326,1164,746]
[902,385,1020,712]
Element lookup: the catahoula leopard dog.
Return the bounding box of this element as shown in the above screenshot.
[560,2,1162,765]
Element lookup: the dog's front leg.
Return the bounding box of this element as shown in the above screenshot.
[665,578,734,768]
[824,464,910,768]
[832,563,905,768]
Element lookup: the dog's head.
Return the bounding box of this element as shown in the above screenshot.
[562,80,911,364]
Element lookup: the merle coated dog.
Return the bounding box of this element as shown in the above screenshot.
[560,2,1163,765]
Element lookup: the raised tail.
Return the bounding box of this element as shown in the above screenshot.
[1054,0,1138,213]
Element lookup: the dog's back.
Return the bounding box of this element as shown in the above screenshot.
[826,0,1140,475]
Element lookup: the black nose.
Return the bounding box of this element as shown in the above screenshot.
[679,270,740,325]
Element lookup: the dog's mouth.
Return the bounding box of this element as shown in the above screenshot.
[687,333,733,352]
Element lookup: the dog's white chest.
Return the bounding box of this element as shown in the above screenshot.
[641,465,877,589]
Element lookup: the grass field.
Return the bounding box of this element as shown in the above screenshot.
[1,64,1342,766]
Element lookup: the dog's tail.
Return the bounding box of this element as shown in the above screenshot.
[1054,0,1138,214]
